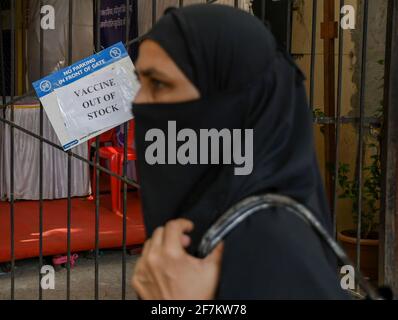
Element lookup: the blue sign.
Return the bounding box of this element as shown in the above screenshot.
[33,42,128,98]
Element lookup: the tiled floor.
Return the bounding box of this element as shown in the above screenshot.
[0,249,140,300]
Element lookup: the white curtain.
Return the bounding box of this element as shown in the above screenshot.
[0,104,91,201]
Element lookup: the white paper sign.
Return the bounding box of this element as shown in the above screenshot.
[33,42,140,151]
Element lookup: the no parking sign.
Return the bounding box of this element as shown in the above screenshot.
[33,42,140,151]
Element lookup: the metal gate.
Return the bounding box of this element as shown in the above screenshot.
[0,0,397,300]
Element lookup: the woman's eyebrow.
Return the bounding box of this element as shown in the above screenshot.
[135,67,170,80]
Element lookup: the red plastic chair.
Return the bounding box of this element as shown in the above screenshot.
[115,121,137,211]
[87,129,115,201]
[92,120,137,214]
[87,129,115,162]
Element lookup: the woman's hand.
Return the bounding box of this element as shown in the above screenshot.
[132,219,224,300]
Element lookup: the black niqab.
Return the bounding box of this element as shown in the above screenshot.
[132,4,347,299]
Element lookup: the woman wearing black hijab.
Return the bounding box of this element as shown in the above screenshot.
[131,4,348,300]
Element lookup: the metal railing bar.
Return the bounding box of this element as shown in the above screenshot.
[1,89,35,108]
[379,0,398,294]
[122,126,128,300]
[0,116,139,188]
[122,0,130,301]
[309,0,317,110]
[286,0,293,53]
[152,0,157,26]
[66,0,74,301]
[332,0,345,239]
[94,0,102,301]
[10,0,16,301]
[67,151,72,300]
[313,116,381,126]
[0,13,6,113]
[38,0,44,301]
[332,0,346,237]
[355,0,369,288]
[125,34,145,49]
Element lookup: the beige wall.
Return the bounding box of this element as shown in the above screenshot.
[291,0,387,232]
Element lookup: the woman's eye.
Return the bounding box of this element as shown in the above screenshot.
[150,78,167,90]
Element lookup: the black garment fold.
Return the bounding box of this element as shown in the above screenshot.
[132,4,347,299]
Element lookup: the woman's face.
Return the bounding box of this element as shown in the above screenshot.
[134,40,200,104]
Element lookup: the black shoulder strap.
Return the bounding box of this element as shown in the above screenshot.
[198,194,382,300]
